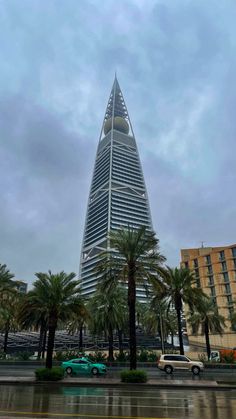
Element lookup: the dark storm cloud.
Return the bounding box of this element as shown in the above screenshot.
[0,0,236,282]
[0,95,92,281]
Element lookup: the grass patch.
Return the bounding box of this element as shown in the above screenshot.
[120,369,147,383]
[35,367,64,381]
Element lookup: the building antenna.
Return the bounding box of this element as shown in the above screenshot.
[201,241,205,248]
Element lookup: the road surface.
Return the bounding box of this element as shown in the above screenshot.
[0,365,235,383]
[0,384,235,418]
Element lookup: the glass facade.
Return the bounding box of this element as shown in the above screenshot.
[80,78,153,298]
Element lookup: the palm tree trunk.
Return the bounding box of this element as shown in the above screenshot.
[128,263,136,370]
[42,328,47,359]
[118,329,123,355]
[3,321,9,354]
[108,324,114,362]
[176,307,184,355]
[79,325,83,351]
[46,316,57,369]
[38,321,46,360]
[204,320,211,360]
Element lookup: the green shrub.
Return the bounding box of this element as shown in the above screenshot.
[0,351,6,360]
[164,348,178,354]
[35,367,64,381]
[147,351,158,362]
[88,351,107,362]
[120,370,147,383]
[17,351,34,361]
[115,351,129,362]
[138,349,149,362]
[221,351,235,364]
[53,350,85,361]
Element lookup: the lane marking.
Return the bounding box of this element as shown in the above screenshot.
[0,410,174,419]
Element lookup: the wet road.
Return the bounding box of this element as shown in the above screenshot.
[0,385,235,418]
[0,365,235,383]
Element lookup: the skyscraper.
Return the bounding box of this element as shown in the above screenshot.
[80,77,153,298]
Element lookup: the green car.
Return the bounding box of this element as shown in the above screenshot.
[62,357,107,376]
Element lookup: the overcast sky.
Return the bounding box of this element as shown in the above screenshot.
[1,0,236,285]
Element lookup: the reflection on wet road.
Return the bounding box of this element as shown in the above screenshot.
[0,385,236,418]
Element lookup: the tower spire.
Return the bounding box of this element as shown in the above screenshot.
[80,79,153,300]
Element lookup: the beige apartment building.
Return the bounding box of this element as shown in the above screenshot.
[181,244,236,349]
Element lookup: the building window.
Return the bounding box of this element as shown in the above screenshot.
[195,268,199,277]
[223,272,229,282]
[234,259,236,270]
[229,306,234,316]
[211,297,217,305]
[222,261,227,271]
[205,255,211,265]
[225,283,231,294]
[227,294,233,304]
[219,250,225,261]
[232,247,236,258]
[210,287,216,297]
[207,265,213,274]
[184,262,189,269]
[208,275,214,286]
[193,258,198,268]
[196,278,201,288]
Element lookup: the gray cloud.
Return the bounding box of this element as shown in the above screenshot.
[0,95,93,281]
[0,0,236,283]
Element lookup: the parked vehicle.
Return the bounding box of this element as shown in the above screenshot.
[157,354,204,375]
[61,357,107,376]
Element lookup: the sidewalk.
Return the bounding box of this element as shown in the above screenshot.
[0,376,234,389]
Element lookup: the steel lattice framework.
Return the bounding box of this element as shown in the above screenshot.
[80,77,153,299]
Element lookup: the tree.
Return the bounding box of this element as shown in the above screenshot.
[229,311,236,332]
[0,291,21,354]
[98,225,166,369]
[18,292,49,359]
[23,271,83,368]
[88,286,127,361]
[67,303,89,351]
[188,296,225,359]
[159,267,205,355]
[0,264,15,293]
[0,264,19,355]
[142,297,178,353]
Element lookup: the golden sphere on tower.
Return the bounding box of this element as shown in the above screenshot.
[104,116,129,136]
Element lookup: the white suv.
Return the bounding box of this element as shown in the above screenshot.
[158,354,204,375]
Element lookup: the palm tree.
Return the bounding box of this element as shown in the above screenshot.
[142,298,178,353]
[18,292,49,359]
[0,291,21,354]
[88,286,127,361]
[98,225,166,369]
[188,296,225,360]
[67,303,89,351]
[0,264,15,293]
[159,267,205,355]
[229,311,236,332]
[24,271,83,368]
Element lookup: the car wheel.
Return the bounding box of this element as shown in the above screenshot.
[92,367,99,375]
[66,367,73,375]
[164,365,173,374]
[192,366,200,375]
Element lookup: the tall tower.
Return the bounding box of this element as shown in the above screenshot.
[80,77,153,299]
